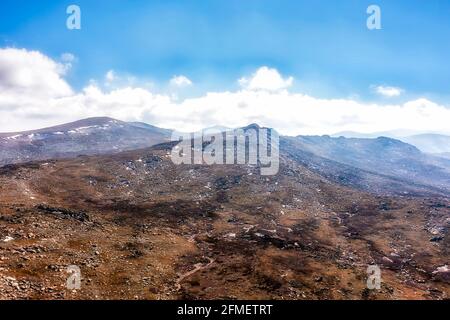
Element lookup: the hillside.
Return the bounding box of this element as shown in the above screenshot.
[0,134,448,299]
[0,117,171,165]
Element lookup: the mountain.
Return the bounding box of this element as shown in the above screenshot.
[332,131,450,155]
[196,126,450,193]
[332,131,377,139]
[286,135,450,192]
[436,152,450,160]
[1,118,449,193]
[401,134,450,154]
[0,117,171,165]
[332,129,423,139]
[127,121,173,136]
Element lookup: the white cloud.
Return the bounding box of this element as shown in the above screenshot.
[170,75,192,87]
[0,48,449,137]
[105,70,117,82]
[59,52,76,74]
[375,85,403,97]
[0,48,73,100]
[239,66,293,91]
[61,53,76,63]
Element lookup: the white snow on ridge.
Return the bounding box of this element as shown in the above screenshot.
[74,125,98,131]
[67,124,114,134]
[5,134,22,140]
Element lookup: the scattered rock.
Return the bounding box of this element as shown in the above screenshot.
[2,236,14,242]
[430,236,444,242]
[36,204,89,222]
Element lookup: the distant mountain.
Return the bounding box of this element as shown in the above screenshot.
[285,135,450,192]
[127,121,172,136]
[1,118,450,193]
[436,152,450,160]
[177,125,450,192]
[183,124,450,193]
[331,131,379,139]
[332,129,422,139]
[401,134,450,154]
[332,131,450,155]
[0,117,171,165]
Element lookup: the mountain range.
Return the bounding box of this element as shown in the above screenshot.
[1,117,449,193]
[333,131,450,155]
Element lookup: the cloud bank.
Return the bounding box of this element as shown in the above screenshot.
[0,48,449,136]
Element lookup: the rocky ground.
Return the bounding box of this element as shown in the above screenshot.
[0,144,448,300]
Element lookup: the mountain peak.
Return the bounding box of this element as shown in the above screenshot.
[242,123,261,131]
[0,117,170,165]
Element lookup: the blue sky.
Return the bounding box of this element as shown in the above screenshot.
[0,0,450,134]
[2,0,450,101]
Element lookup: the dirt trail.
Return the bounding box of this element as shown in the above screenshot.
[175,257,215,291]
[16,180,36,200]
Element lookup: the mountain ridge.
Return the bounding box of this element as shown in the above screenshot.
[1,117,449,193]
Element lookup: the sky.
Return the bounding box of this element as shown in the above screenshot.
[0,0,450,135]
